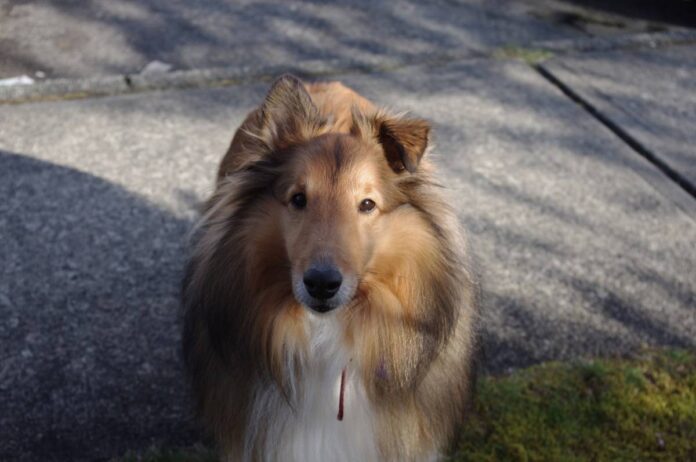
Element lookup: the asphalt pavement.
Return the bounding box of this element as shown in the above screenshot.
[1,1,695,461]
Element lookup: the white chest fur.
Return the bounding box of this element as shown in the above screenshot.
[243,315,381,462]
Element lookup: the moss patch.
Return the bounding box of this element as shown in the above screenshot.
[451,349,696,461]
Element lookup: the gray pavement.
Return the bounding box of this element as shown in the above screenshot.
[2,0,691,80]
[0,0,580,79]
[1,54,696,460]
[542,44,696,195]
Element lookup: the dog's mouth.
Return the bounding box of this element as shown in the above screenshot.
[311,303,333,313]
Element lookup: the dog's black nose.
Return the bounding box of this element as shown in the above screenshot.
[303,267,342,300]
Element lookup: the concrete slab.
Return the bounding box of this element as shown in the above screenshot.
[1,60,695,460]
[541,44,696,195]
[0,0,582,79]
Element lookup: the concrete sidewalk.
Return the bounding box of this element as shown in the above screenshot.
[0,0,576,79]
[541,44,696,194]
[4,0,696,105]
[4,0,694,80]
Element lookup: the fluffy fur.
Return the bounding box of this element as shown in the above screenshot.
[182,75,479,462]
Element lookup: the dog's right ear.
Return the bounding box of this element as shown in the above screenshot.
[257,74,328,151]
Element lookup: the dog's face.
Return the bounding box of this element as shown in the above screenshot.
[277,135,392,313]
[235,75,430,316]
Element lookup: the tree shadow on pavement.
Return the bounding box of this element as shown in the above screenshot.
[2,0,578,78]
[0,151,199,462]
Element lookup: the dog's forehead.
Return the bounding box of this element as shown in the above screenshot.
[293,135,381,189]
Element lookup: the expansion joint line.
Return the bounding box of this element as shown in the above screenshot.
[534,64,696,200]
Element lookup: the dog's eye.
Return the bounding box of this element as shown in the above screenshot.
[359,198,376,213]
[290,193,307,209]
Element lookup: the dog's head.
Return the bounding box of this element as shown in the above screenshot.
[249,75,431,314]
[185,75,467,392]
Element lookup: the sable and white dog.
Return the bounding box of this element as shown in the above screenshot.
[182,75,479,462]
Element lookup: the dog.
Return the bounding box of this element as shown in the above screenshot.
[182,74,479,462]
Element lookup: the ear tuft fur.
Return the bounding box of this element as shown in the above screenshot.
[352,109,430,173]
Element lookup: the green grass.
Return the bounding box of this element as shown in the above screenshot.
[451,349,696,461]
[118,349,696,461]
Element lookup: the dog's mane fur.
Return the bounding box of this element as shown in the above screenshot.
[182,75,479,461]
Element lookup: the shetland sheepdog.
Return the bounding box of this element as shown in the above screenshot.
[182,75,479,462]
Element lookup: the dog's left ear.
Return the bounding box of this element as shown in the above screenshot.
[352,110,430,173]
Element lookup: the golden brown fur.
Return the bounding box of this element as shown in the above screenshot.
[182,75,479,461]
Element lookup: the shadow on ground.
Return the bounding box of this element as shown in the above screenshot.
[0,151,199,461]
